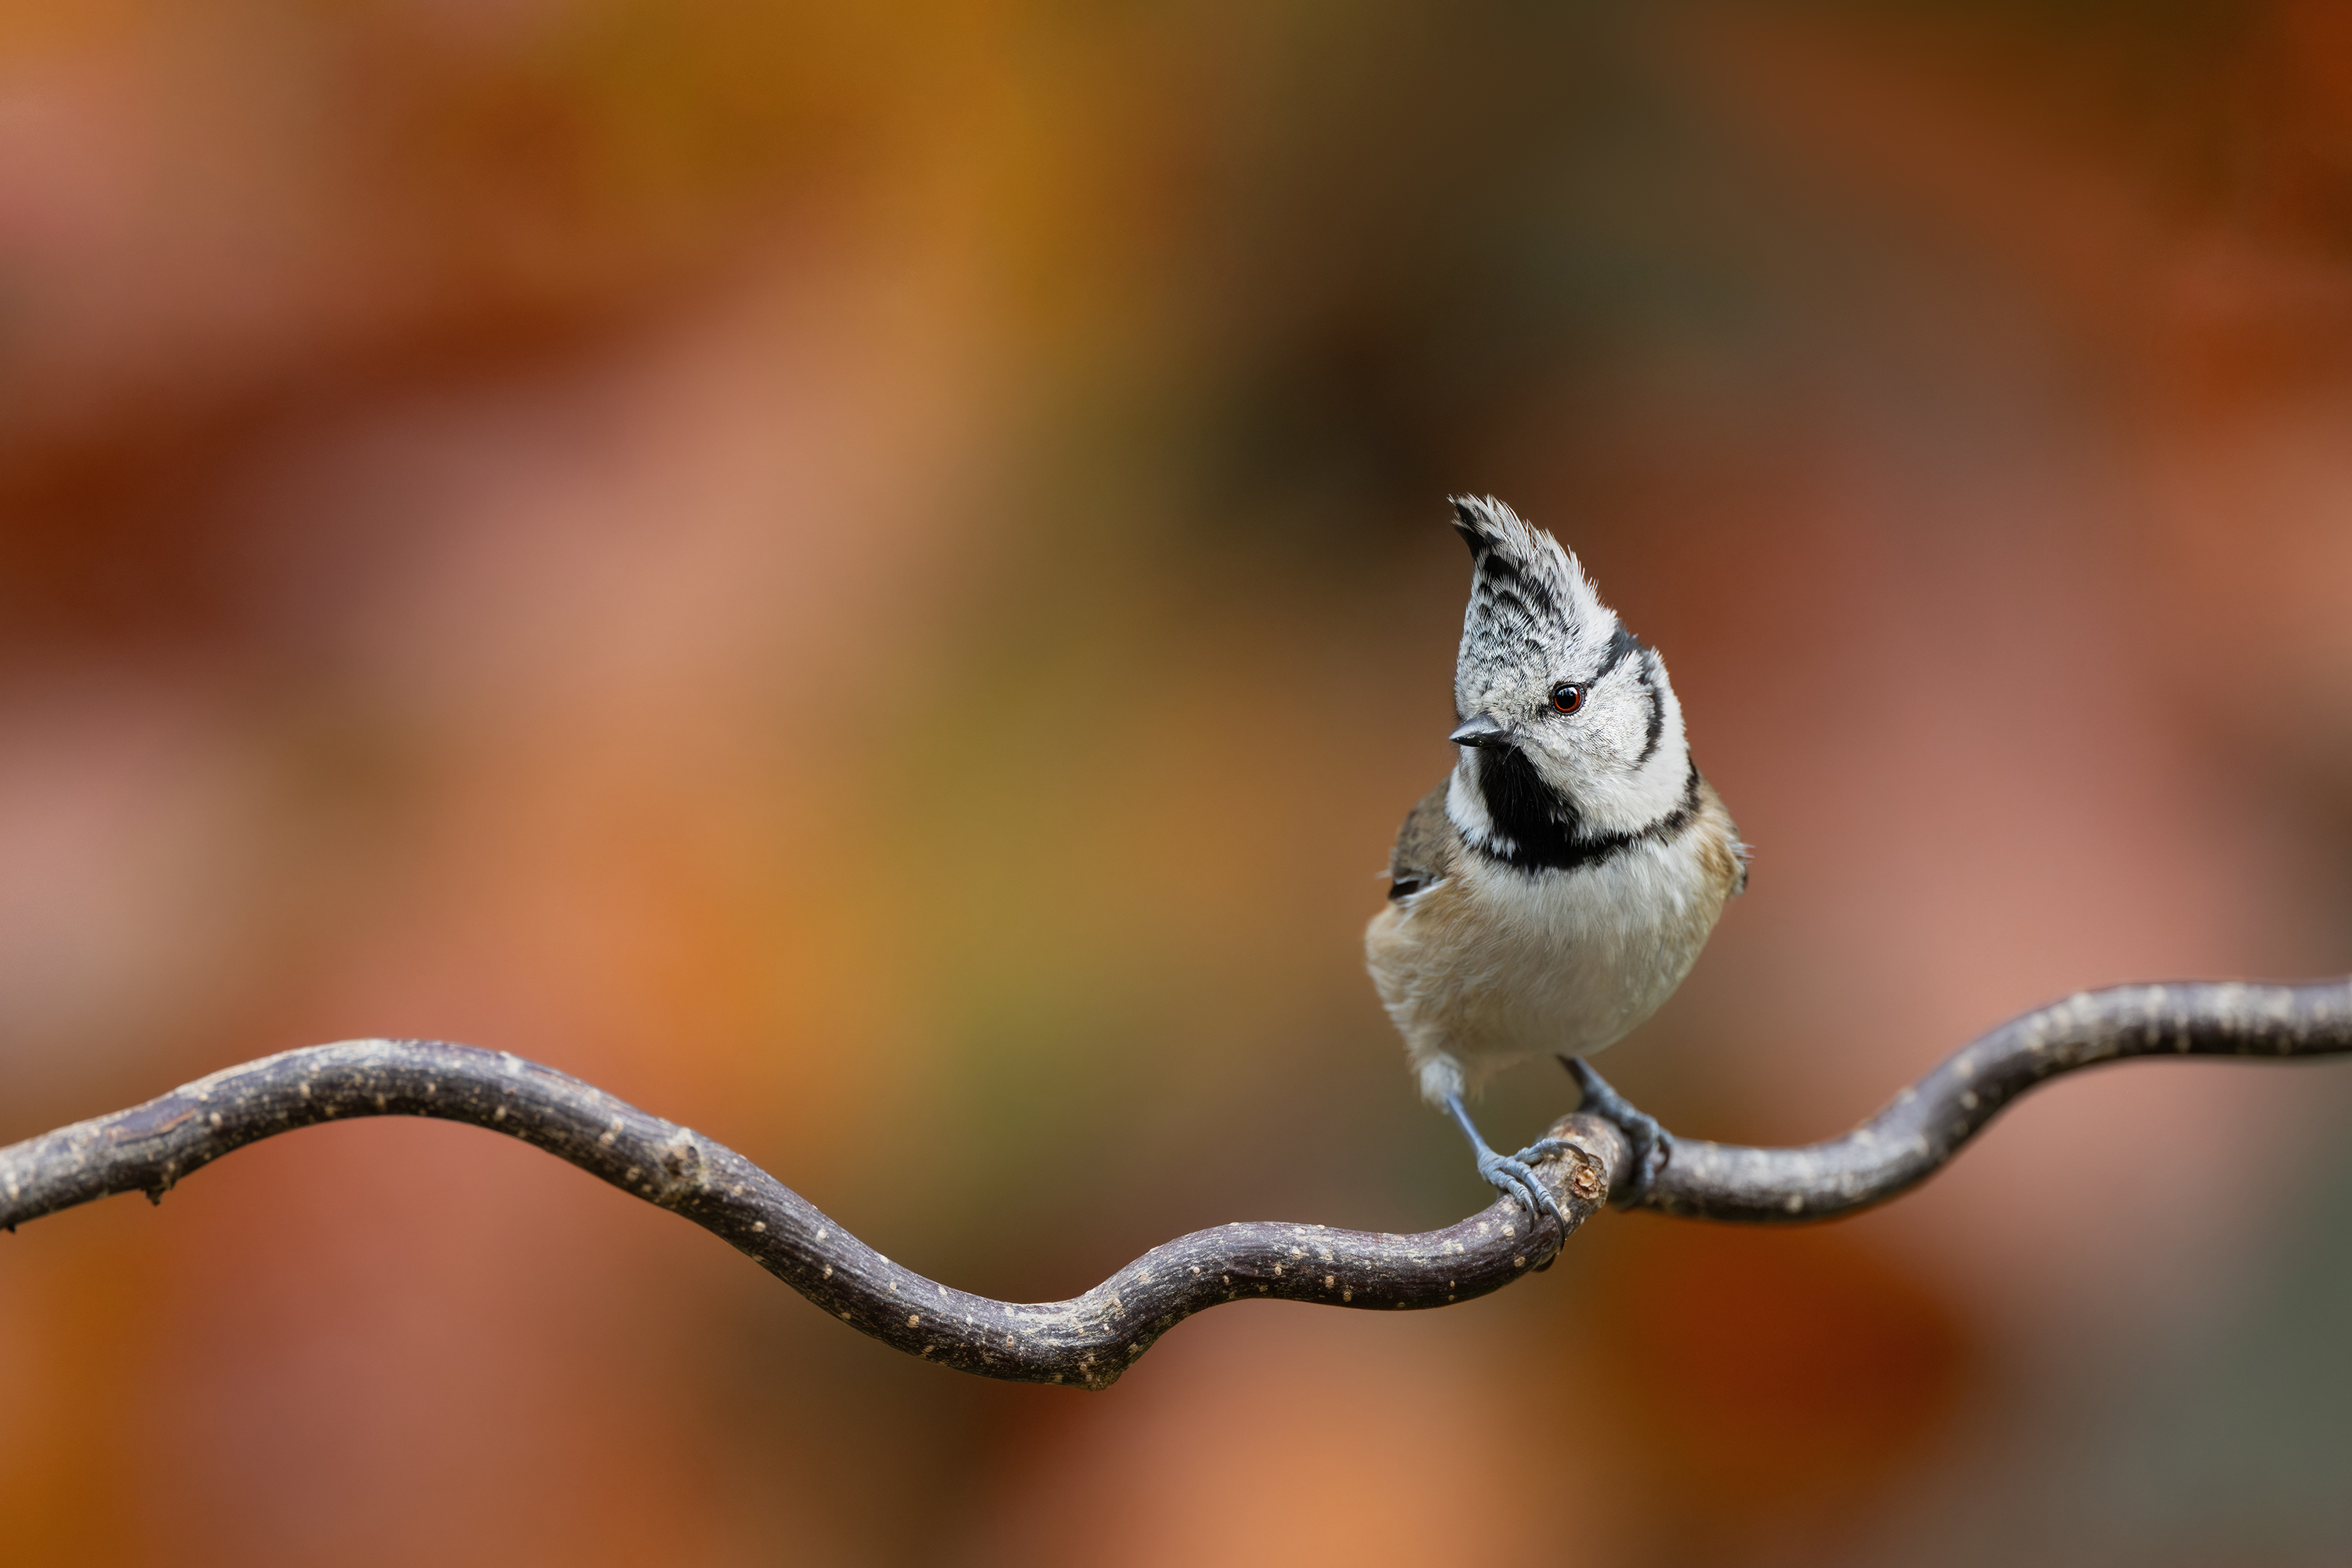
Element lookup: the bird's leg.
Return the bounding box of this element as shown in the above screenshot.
[1515,1055,1669,1206]
[1443,1095,1565,1227]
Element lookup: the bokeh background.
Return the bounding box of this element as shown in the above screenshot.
[1,1,2350,1563]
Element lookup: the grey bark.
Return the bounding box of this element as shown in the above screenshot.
[1649,979,2352,1221]
[2,977,2347,1388]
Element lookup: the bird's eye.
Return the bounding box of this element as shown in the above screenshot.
[1550,683,1586,714]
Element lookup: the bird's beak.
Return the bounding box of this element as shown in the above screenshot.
[1448,713,1512,749]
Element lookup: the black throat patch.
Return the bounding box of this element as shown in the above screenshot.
[1469,747,1698,873]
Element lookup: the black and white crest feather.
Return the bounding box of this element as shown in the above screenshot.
[1449,495,1618,719]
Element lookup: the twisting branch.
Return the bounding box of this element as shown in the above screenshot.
[0,1040,1611,1388]
[1642,978,2352,1221]
[2,978,2348,1388]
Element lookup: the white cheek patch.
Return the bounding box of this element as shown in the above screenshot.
[1513,655,1692,837]
[1446,764,1515,855]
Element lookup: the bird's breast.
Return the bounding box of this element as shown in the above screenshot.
[1366,795,1740,1077]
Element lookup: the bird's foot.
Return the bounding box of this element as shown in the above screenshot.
[1556,1056,1670,1206]
[1443,1094,1566,1228]
[1472,1145,1565,1228]
[1506,1135,1581,1168]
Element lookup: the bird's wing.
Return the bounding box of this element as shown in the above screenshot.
[1385,782,1458,900]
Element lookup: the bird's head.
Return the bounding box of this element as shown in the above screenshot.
[1446,495,1689,843]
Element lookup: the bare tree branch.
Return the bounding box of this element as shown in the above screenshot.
[2,978,2347,1388]
[1644,979,2352,1221]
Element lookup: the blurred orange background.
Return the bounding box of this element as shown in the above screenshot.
[1,2,2350,1563]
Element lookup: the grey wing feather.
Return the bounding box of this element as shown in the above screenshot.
[1385,782,1458,899]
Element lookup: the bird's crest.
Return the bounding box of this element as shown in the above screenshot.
[1449,495,1616,711]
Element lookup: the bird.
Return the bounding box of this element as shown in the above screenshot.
[1364,496,1746,1221]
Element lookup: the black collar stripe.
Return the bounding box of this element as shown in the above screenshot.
[1468,751,1700,874]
